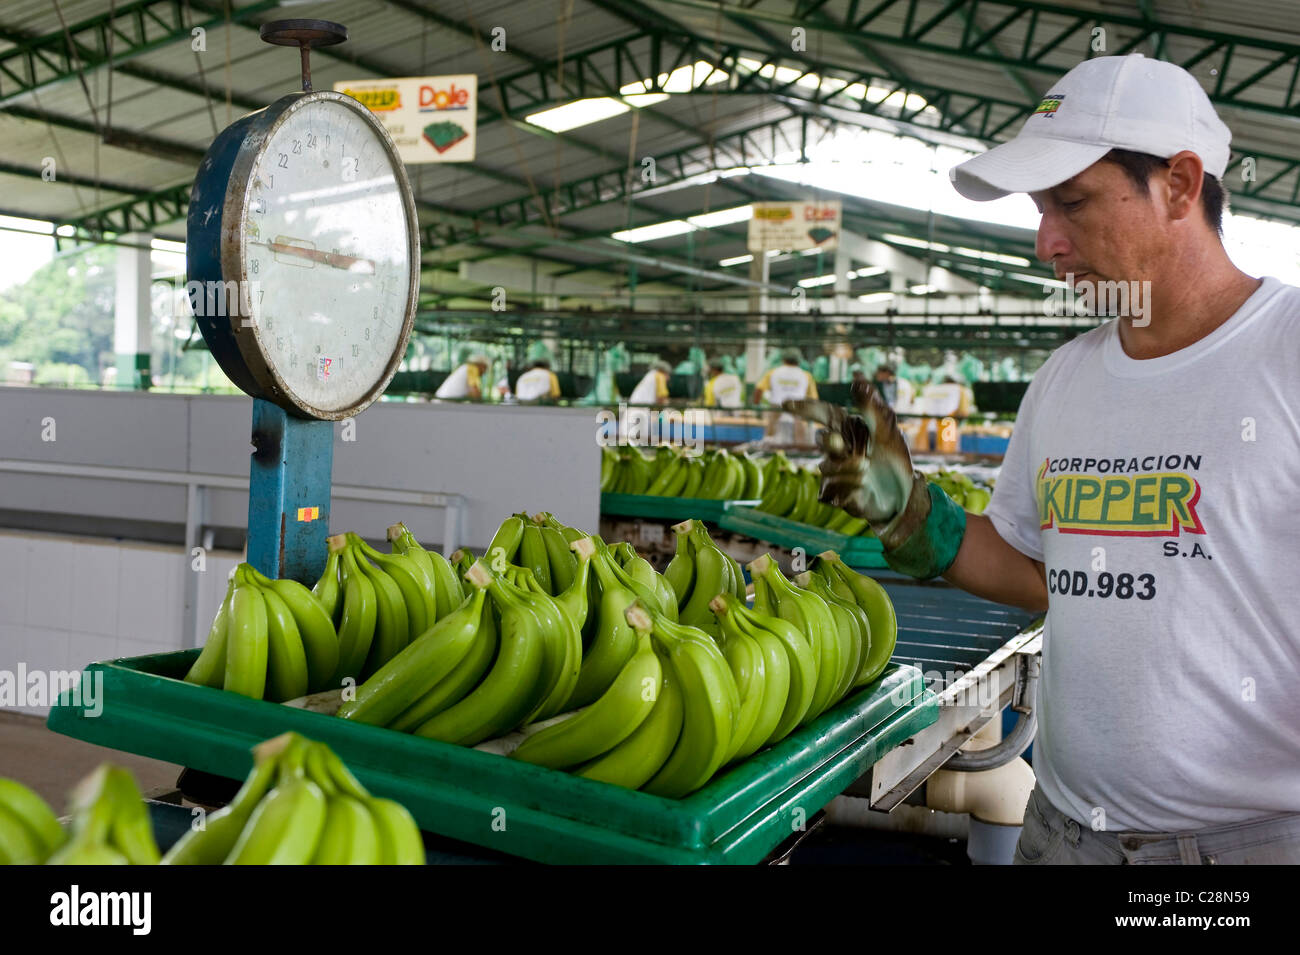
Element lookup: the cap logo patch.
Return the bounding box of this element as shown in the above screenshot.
[1034,94,1065,116]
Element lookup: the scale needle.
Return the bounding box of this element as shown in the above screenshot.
[251,238,376,274]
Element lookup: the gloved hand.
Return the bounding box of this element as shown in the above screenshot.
[784,379,965,578]
[783,379,924,545]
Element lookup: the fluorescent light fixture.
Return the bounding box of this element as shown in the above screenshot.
[688,206,752,228]
[855,265,888,278]
[718,253,753,267]
[858,291,895,303]
[526,98,630,133]
[1006,272,1067,289]
[909,284,938,294]
[611,220,694,243]
[623,93,669,108]
[797,273,838,288]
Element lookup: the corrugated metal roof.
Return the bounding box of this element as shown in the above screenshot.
[0,0,1296,295]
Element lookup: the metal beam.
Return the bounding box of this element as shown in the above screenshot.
[0,0,282,107]
[652,0,1300,120]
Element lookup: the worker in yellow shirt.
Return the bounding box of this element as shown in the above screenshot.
[702,360,744,408]
[515,359,562,403]
[628,360,672,405]
[435,354,489,400]
[753,349,818,405]
[754,349,818,444]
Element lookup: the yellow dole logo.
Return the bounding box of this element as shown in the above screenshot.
[343,87,401,112]
[1036,459,1206,537]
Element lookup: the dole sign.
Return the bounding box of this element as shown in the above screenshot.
[747,201,842,252]
[334,75,477,164]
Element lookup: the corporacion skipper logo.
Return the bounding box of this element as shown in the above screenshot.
[1034,93,1065,116]
[1036,455,1206,537]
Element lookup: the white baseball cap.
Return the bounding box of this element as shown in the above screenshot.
[950,54,1232,201]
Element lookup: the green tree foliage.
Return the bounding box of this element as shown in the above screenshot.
[0,246,115,378]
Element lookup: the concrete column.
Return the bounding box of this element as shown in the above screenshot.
[114,232,152,389]
[744,254,769,385]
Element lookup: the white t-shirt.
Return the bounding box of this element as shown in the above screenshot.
[515,367,557,401]
[435,363,478,399]
[628,369,666,405]
[986,276,1300,832]
[705,372,743,408]
[758,365,816,404]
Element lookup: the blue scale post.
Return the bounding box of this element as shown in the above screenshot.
[247,400,333,584]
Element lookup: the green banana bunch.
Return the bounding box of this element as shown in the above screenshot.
[534,513,578,595]
[0,779,65,864]
[184,567,236,688]
[162,747,280,864]
[224,565,269,700]
[554,535,595,644]
[503,565,583,723]
[600,447,618,490]
[575,657,684,790]
[385,523,462,622]
[518,522,553,595]
[450,548,477,591]
[606,447,654,494]
[812,552,898,687]
[795,570,864,706]
[336,587,487,727]
[597,541,676,620]
[749,553,845,719]
[486,514,526,569]
[644,451,689,497]
[709,594,790,760]
[710,592,817,745]
[332,537,378,686]
[676,525,729,634]
[312,548,342,624]
[663,521,695,609]
[739,453,764,500]
[799,570,871,696]
[345,536,411,679]
[712,607,766,766]
[680,456,706,497]
[414,561,548,746]
[350,532,436,644]
[387,595,498,733]
[47,765,158,865]
[243,565,339,697]
[511,629,662,770]
[566,543,640,708]
[166,733,424,865]
[638,605,739,799]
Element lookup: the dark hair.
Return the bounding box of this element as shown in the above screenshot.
[874,364,895,376]
[531,359,550,369]
[707,360,725,373]
[1101,148,1226,235]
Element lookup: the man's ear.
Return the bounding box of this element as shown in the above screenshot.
[1164,150,1205,222]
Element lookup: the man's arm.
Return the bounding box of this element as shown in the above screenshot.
[944,514,1048,613]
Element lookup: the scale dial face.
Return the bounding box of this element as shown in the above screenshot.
[220,91,418,419]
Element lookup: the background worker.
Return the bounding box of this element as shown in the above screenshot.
[628,360,672,405]
[702,359,744,409]
[435,353,489,400]
[754,348,818,444]
[515,358,561,403]
[788,53,1300,864]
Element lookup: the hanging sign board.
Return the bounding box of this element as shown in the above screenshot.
[747,200,841,251]
[333,75,477,164]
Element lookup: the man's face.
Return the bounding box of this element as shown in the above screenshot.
[1030,159,1166,295]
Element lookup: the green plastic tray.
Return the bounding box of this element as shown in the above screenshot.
[600,492,761,523]
[47,653,935,865]
[718,505,887,569]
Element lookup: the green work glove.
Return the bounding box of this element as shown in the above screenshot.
[784,380,966,579]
